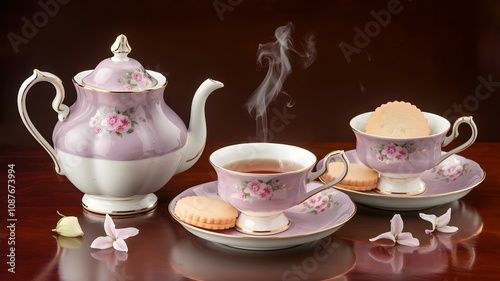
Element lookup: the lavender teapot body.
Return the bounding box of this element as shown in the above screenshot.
[18,35,223,215]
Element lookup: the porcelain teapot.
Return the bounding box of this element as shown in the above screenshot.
[17,35,223,215]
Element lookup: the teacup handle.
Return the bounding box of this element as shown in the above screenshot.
[17,69,70,175]
[435,116,477,166]
[302,150,350,200]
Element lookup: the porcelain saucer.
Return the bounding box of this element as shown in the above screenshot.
[168,181,356,250]
[319,150,485,211]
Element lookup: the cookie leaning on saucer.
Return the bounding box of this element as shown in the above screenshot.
[174,196,239,230]
[322,162,379,191]
[365,101,431,138]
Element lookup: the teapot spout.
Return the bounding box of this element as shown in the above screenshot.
[176,79,224,174]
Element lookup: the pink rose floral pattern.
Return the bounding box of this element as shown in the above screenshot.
[371,142,423,164]
[300,191,339,215]
[238,178,289,202]
[89,108,145,137]
[118,67,153,90]
[431,158,471,182]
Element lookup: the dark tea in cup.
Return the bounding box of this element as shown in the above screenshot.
[223,159,303,174]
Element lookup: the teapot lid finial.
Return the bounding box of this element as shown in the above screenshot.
[111,34,131,62]
[81,34,160,91]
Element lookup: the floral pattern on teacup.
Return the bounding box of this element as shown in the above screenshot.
[431,158,471,182]
[300,191,339,215]
[118,67,153,90]
[89,108,145,137]
[238,179,290,203]
[371,142,424,165]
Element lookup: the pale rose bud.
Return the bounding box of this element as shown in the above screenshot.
[52,212,84,237]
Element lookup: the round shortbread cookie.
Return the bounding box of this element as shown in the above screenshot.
[174,196,238,230]
[365,101,431,137]
[322,162,379,191]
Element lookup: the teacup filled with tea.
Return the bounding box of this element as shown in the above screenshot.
[209,142,349,235]
[350,101,477,195]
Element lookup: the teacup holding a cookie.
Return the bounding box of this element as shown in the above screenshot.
[349,101,477,195]
[208,143,349,235]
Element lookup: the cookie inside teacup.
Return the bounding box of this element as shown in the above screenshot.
[365,101,430,138]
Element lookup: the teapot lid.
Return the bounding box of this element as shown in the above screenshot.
[82,34,158,91]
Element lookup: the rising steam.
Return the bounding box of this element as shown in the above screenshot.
[246,22,316,142]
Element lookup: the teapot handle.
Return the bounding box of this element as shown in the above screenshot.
[17,70,70,175]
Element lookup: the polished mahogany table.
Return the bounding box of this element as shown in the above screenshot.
[1,142,499,281]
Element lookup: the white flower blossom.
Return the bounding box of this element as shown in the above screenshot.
[369,214,420,247]
[91,214,139,252]
[419,208,458,234]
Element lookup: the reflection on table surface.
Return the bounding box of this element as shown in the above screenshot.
[4,142,499,281]
[31,199,482,281]
[170,235,354,281]
[335,200,483,280]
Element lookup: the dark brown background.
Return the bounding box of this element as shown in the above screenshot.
[2,0,499,147]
